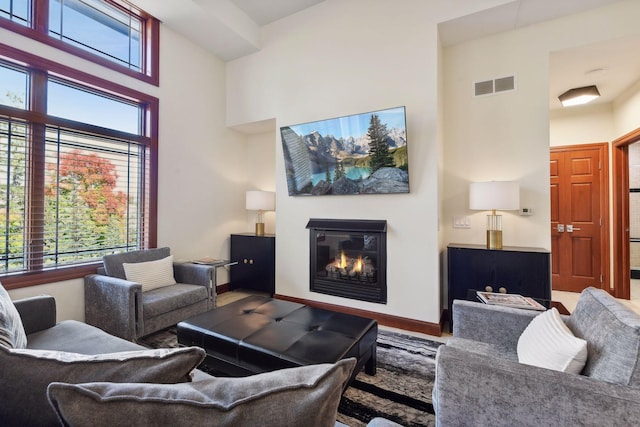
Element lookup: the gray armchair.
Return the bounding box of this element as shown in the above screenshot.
[434,287,640,426]
[85,247,215,341]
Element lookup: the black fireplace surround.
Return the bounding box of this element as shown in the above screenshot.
[306,219,387,304]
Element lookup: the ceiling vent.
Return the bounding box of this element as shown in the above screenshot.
[474,75,515,97]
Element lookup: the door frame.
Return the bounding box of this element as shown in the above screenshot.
[613,127,640,299]
[550,143,610,292]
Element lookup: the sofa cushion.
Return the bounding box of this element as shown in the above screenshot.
[0,345,205,425]
[0,282,27,350]
[26,319,145,353]
[123,255,177,292]
[47,358,356,427]
[142,284,208,318]
[567,287,640,387]
[517,308,588,374]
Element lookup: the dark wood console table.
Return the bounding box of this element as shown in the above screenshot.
[447,243,551,330]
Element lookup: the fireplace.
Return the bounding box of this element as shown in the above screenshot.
[306,219,387,304]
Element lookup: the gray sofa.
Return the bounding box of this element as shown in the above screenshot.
[434,287,640,426]
[85,247,215,341]
[3,293,398,427]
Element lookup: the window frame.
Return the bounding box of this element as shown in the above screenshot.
[0,0,159,86]
[0,42,158,290]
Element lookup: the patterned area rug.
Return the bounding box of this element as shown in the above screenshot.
[139,327,443,427]
[337,330,442,427]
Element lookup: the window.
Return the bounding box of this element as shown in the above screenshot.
[0,45,158,288]
[0,62,28,108]
[0,0,30,27]
[48,0,142,73]
[0,0,158,85]
[47,78,140,133]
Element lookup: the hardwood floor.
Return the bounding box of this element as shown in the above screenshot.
[552,280,640,315]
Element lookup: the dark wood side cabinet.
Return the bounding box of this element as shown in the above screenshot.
[230,233,275,295]
[447,243,551,328]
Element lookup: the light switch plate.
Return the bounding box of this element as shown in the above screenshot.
[453,215,471,228]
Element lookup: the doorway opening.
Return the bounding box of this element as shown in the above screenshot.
[613,128,640,299]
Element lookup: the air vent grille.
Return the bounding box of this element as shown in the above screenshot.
[474,80,494,96]
[495,76,515,92]
[474,75,516,97]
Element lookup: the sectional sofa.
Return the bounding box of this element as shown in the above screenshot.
[0,288,397,426]
[434,287,640,426]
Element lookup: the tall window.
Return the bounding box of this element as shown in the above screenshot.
[0,46,158,287]
[0,0,30,26]
[48,0,142,72]
[0,0,158,85]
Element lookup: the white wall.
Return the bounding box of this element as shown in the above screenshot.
[226,0,509,325]
[4,26,248,320]
[8,0,640,325]
[244,130,277,235]
[614,79,640,136]
[550,103,616,147]
[443,0,640,255]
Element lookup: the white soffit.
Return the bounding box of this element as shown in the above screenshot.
[128,0,324,61]
[232,0,325,26]
[439,0,626,47]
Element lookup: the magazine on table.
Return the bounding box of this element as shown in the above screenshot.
[192,257,227,265]
[476,291,546,311]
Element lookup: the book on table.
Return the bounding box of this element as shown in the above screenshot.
[192,257,227,265]
[476,291,546,311]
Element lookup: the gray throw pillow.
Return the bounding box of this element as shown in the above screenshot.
[0,345,205,426]
[0,281,27,350]
[47,358,356,427]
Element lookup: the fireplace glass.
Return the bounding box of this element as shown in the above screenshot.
[307,219,386,304]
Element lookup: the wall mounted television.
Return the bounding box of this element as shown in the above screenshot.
[280,106,409,196]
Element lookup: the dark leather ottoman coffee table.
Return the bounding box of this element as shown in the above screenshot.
[177,295,377,381]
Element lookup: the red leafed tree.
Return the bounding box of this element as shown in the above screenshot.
[45,149,128,252]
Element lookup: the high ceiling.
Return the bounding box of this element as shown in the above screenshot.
[128,0,638,111]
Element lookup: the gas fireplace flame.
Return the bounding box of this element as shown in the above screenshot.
[329,252,368,277]
[354,256,362,273]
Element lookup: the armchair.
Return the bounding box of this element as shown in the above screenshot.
[85,247,216,341]
[434,287,640,426]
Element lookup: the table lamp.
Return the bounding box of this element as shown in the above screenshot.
[246,190,275,236]
[469,181,520,249]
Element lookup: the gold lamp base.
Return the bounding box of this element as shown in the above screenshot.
[486,230,503,250]
[255,222,265,236]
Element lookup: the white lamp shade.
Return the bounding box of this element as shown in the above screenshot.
[246,190,275,211]
[469,181,519,211]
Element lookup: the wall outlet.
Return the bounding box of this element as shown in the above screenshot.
[453,215,471,228]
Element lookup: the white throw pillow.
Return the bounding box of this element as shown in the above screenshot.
[123,255,177,292]
[0,282,27,350]
[517,308,588,374]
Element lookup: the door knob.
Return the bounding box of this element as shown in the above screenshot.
[556,224,565,232]
[566,225,581,233]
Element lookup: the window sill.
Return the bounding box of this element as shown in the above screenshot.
[1,263,101,290]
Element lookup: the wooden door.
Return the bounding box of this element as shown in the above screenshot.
[550,144,608,292]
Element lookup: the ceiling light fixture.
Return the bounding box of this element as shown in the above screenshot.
[558,85,600,107]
